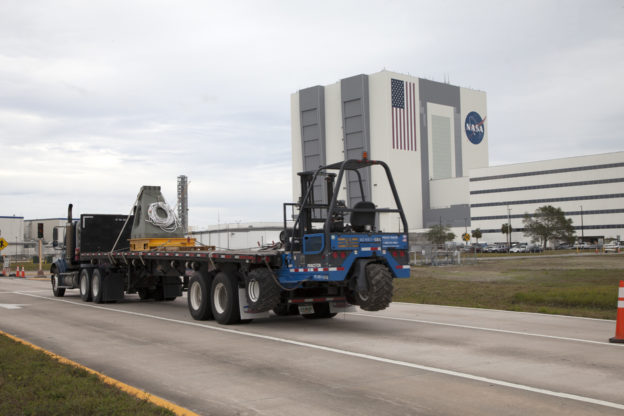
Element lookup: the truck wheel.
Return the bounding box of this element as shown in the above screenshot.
[79,269,92,302]
[188,272,213,321]
[91,269,103,303]
[302,303,337,319]
[211,272,241,325]
[356,263,393,311]
[245,268,280,313]
[138,288,151,300]
[51,269,65,297]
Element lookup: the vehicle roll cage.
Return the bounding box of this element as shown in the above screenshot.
[283,158,409,256]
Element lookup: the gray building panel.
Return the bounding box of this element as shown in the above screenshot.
[341,74,371,205]
[419,78,465,227]
[299,86,326,203]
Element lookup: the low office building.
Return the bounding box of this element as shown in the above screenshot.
[469,152,624,245]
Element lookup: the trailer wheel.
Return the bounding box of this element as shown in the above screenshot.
[79,269,92,302]
[51,268,65,297]
[356,263,393,311]
[91,269,103,303]
[302,303,337,319]
[138,288,151,300]
[245,268,280,313]
[211,272,241,325]
[188,272,213,321]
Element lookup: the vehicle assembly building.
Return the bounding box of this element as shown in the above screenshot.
[291,70,624,245]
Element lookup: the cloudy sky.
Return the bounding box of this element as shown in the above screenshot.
[1,0,622,228]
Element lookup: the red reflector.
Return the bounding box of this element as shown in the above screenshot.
[392,251,398,257]
[340,252,346,259]
[399,251,405,257]
[332,252,338,259]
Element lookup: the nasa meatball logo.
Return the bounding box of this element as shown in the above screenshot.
[465,111,486,144]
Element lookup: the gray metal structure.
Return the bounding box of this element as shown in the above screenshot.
[177,175,189,234]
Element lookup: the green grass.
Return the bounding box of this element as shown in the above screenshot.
[0,334,175,416]
[394,255,623,319]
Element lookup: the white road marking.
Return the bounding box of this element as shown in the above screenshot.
[14,291,624,411]
[348,312,621,347]
[0,303,27,309]
[392,302,615,322]
[0,290,50,295]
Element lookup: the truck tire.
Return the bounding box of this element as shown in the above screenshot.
[51,268,65,297]
[245,268,280,313]
[211,272,241,325]
[188,272,213,321]
[138,288,151,300]
[79,269,92,302]
[301,302,337,319]
[356,263,393,311]
[91,269,103,303]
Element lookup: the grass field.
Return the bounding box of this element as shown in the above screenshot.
[0,334,175,416]
[394,254,624,319]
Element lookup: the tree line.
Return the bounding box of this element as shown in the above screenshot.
[427,205,576,248]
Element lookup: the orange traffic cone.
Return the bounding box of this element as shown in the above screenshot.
[610,281,624,343]
[21,267,26,278]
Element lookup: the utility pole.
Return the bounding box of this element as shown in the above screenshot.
[579,205,584,241]
[507,206,512,252]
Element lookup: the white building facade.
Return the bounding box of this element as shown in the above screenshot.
[291,70,488,235]
[470,152,624,244]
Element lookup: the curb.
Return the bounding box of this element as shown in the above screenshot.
[0,330,199,416]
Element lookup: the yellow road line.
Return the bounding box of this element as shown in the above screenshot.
[0,330,199,416]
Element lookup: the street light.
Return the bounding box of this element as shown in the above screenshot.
[579,205,584,241]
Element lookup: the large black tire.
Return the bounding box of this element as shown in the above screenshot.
[91,269,104,303]
[301,302,337,319]
[50,268,65,297]
[188,272,213,321]
[355,263,393,311]
[79,269,92,302]
[211,272,242,325]
[138,288,151,300]
[245,268,280,313]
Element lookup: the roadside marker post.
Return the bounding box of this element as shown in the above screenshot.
[610,281,624,343]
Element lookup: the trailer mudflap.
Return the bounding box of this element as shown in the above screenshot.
[238,288,270,320]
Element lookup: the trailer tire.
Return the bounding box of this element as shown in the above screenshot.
[188,272,213,321]
[79,269,92,302]
[138,288,151,300]
[245,268,280,313]
[211,272,241,325]
[51,268,65,297]
[91,269,104,303]
[356,263,393,311]
[301,302,337,319]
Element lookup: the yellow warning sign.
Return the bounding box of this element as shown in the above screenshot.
[462,233,470,242]
[0,238,8,251]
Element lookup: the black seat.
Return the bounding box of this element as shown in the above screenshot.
[350,201,376,232]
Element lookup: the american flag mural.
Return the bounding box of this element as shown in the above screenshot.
[391,78,417,151]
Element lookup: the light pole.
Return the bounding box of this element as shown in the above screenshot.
[507,206,512,252]
[579,205,584,241]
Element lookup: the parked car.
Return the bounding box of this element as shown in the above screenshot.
[555,243,572,250]
[604,242,620,253]
[510,244,527,253]
[526,244,543,253]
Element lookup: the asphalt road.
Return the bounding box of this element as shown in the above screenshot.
[1,276,623,415]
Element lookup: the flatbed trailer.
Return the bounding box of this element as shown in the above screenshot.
[51,156,411,325]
